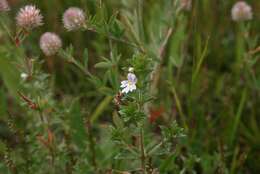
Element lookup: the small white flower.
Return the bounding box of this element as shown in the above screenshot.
[128,67,134,72]
[120,73,137,94]
[21,73,28,80]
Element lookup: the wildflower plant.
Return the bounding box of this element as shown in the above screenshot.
[0,0,259,174]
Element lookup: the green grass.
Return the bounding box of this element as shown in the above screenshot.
[0,0,259,173]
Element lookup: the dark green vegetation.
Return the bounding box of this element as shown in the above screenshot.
[0,0,259,173]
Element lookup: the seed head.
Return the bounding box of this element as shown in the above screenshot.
[180,0,192,11]
[63,7,86,31]
[40,32,62,56]
[231,1,252,22]
[0,0,10,12]
[16,5,43,30]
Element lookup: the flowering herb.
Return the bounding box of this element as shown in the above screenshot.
[120,72,138,94]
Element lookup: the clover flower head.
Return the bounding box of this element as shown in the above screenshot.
[0,0,10,12]
[120,73,137,94]
[40,32,62,56]
[63,7,86,31]
[180,0,192,11]
[16,5,43,30]
[231,1,252,22]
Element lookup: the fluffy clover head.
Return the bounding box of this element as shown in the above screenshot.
[63,7,86,31]
[231,1,252,22]
[40,32,62,56]
[0,0,10,12]
[120,73,138,94]
[16,5,43,30]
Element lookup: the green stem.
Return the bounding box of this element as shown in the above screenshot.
[171,86,188,130]
[86,120,97,171]
[140,128,146,174]
[230,88,247,146]
[90,96,113,123]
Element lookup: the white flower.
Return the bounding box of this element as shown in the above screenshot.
[120,73,137,94]
[128,67,134,72]
[21,73,28,80]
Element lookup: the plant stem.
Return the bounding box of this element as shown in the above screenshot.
[90,96,113,123]
[140,127,146,174]
[171,85,188,130]
[86,120,97,171]
[230,88,247,146]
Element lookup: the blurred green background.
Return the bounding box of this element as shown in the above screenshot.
[0,0,260,173]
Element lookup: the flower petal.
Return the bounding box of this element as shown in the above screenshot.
[127,73,137,84]
[120,80,128,88]
[129,84,136,92]
[122,86,130,94]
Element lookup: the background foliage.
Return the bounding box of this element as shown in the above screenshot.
[0,0,259,173]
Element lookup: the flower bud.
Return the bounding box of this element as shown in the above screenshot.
[128,67,134,73]
[40,32,62,56]
[0,0,10,12]
[16,5,43,30]
[63,7,86,31]
[231,1,252,22]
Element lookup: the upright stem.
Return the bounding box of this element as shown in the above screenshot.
[86,120,97,171]
[140,127,146,174]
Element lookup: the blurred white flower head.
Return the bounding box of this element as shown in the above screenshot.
[231,1,252,22]
[16,5,43,30]
[120,73,137,94]
[180,0,192,11]
[40,32,62,56]
[21,73,28,80]
[0,0,10,12]
[128,67,134,73]
[63,7,86,31]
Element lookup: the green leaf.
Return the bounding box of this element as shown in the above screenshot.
[94,61,113,69]
[112,112,124,129]
[0,55,20,98]
[68,99,87,149]
[0,89,7,116]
